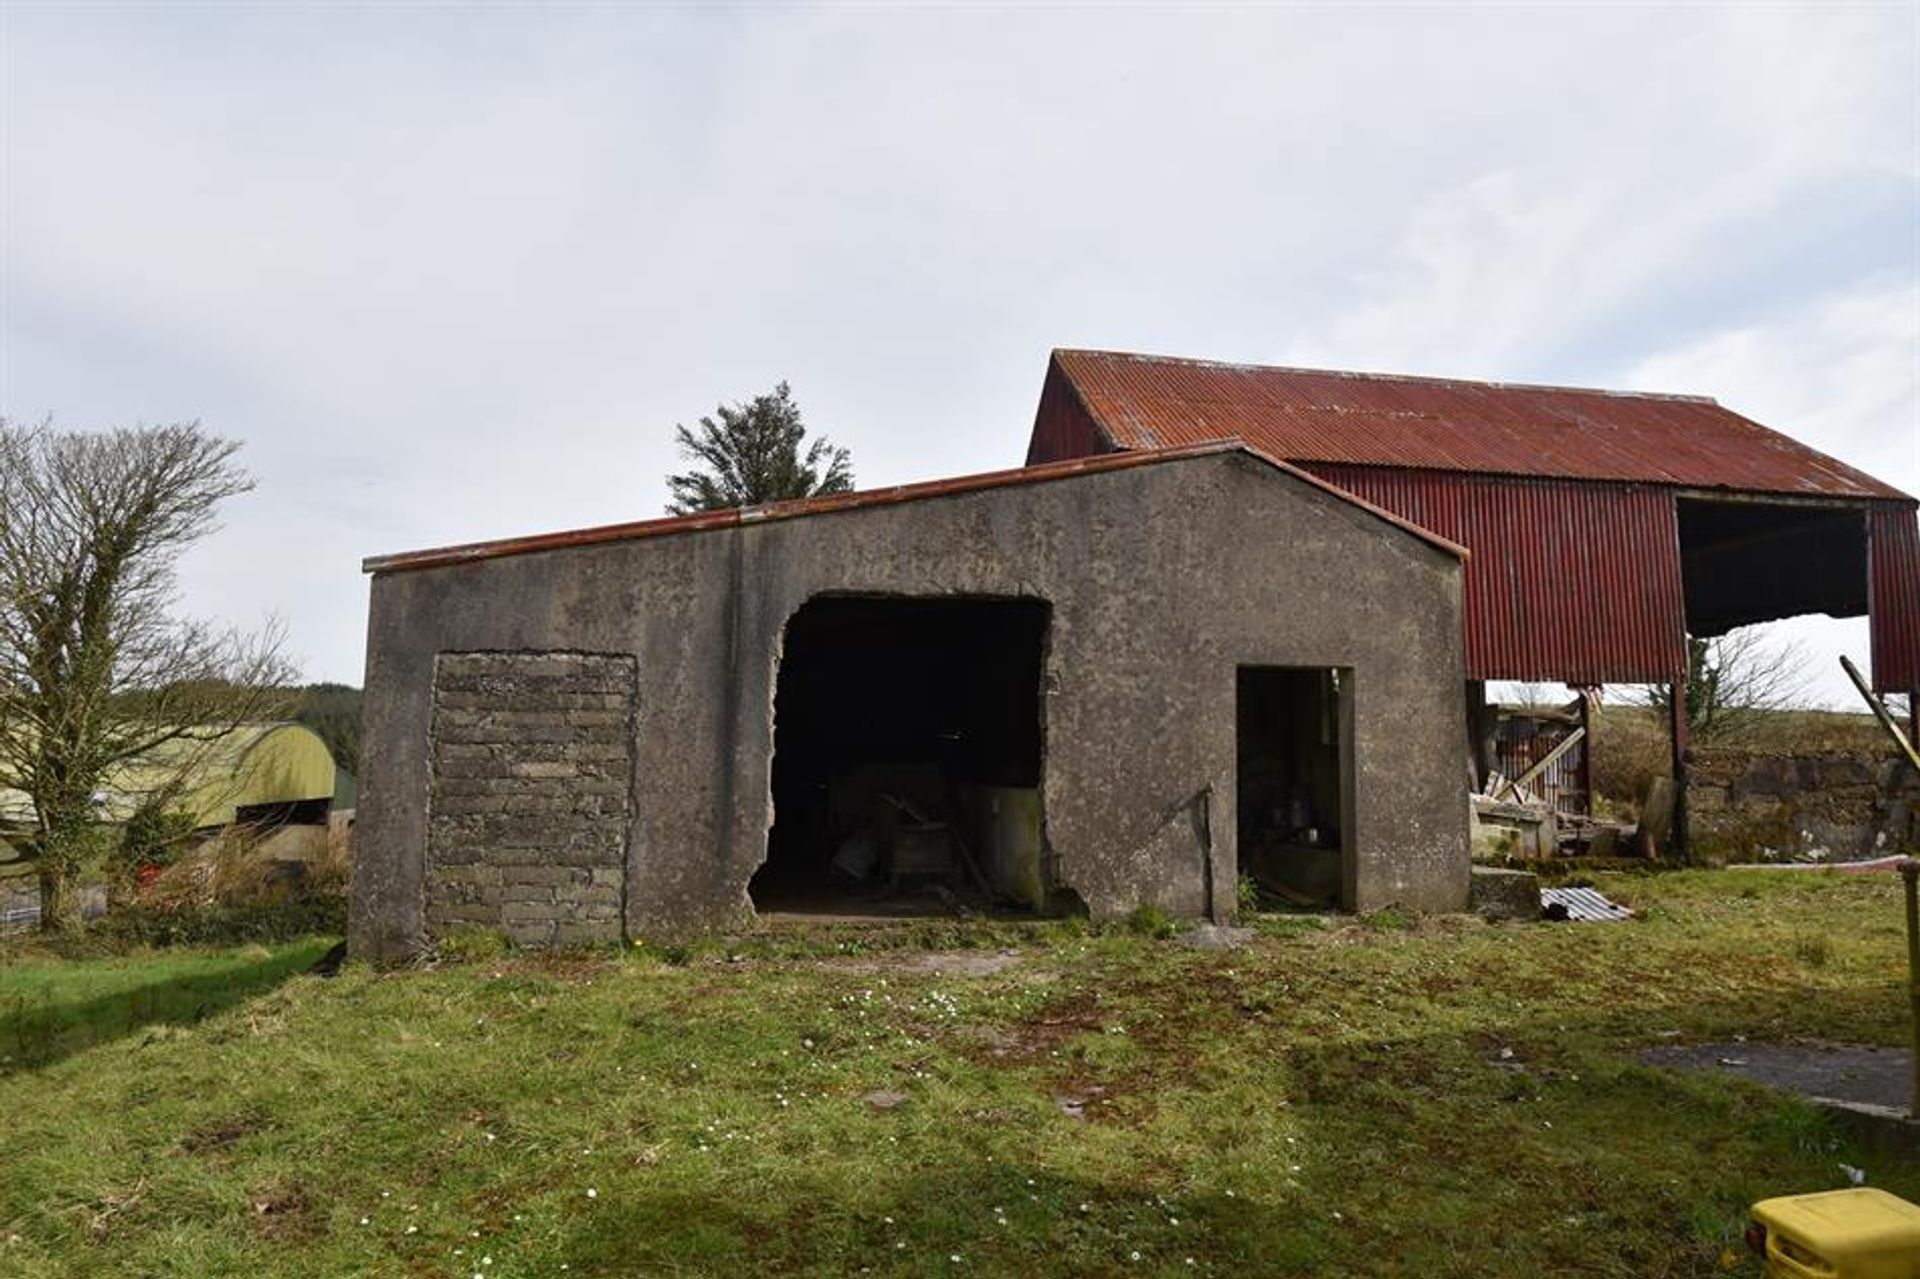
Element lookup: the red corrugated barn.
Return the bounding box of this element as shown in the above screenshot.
[1028,348,1920,698]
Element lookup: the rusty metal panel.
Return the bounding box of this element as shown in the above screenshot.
[1305,465,1688,684]
[1869,501,1920,693]
[1024,361,1109,466]
[1053,349,1910,501]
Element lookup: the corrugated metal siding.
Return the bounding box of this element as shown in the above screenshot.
[1540,886,1633,922]
[1869,501,1920,693]
[1055,349,1910,500]
[1025,362,1109,465]
[1305,465,1689,684]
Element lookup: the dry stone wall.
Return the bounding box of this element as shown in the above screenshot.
[1689,749,1919,863]
[425,651,635,946]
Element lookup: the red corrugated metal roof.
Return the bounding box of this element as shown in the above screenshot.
[365,440,1466,575]
[1053,349,1911,500]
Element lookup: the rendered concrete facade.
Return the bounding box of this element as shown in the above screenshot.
[349,449,1470,960]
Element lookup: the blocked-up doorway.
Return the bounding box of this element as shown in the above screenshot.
[752,596,1051,917]
[1237,666,1352,910]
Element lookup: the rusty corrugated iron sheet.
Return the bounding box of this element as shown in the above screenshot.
[1050,349,1911,500]
[1306,464,1688,684]
[364,440,1466,576]
[1025,360,1107,466]
[1869,502,1920,693]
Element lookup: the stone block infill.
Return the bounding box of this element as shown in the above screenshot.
[425,651,636,947]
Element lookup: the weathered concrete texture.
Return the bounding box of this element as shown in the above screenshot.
[349,451,1470,959]
[1468,866,1541,921]
[423,652,634,947]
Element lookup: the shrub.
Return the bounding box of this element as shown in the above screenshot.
[1590,706,1670,818]
[90,898,345,949]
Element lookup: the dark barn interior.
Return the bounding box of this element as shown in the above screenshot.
[751,595,1050,916]
[1678,497,1868,636]
[1237,666,1350,908]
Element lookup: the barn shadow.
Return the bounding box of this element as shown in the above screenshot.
[0,938,333,1074]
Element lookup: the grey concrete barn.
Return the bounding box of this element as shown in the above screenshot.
[347,442,1470,960]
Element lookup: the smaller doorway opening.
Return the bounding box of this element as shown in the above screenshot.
[752,595,1052,919]
[1237,666,1351,910]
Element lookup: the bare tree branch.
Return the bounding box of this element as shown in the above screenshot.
[0,419,297,930]
[1634,626,1815,746]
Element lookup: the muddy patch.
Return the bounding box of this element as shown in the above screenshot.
[247,1179,319,1241]
[178,1112,269,1156]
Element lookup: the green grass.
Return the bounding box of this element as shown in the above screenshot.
[2,870,1917,1276]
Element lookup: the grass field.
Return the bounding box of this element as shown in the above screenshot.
[2,870,1917,1277]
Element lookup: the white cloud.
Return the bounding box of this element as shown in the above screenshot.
[1,4,1914,683]
[1623,277,1919,496]
[1284,4,1916,381]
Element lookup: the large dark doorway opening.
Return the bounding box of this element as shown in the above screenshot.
[1677,497,1867,635]
[1237,666,1352,910]
[752,595,1052,918]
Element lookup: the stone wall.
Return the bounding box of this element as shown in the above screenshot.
[1689,748,1919,862]
[425,652,636,946]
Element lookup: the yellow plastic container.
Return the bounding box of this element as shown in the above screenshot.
[1750,1187,1920,1278]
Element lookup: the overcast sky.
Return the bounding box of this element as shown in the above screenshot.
[2,3,1915,704]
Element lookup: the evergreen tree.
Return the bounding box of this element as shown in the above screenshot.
[665,382,853,515]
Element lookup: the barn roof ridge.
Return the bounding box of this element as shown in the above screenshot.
[1054,347,1722,406]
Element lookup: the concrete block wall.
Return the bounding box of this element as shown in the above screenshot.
[424,652,636,946]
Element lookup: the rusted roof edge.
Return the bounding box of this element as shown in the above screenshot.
[1053,348,1123,452]
[1287,461,1917,507]
[1053,346,1722,406]
[1051,348,1913,503]
[363,440,1468,575]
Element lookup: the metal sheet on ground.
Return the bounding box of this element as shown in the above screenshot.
[1541,885,1633,922]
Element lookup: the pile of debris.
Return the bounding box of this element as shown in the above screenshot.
[1470,696,1670,862]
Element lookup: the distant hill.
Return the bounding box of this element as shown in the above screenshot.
[294,683,363,777]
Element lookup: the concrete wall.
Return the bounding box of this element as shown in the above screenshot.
[349,451,1469,959]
